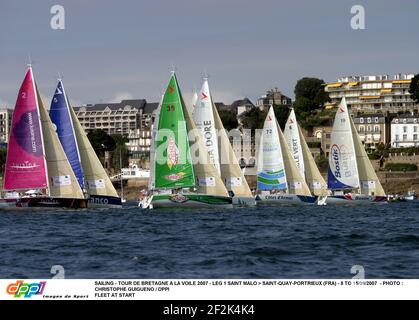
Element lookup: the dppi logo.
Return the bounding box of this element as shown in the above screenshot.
[331,144,342,178]
[6,280,46,298]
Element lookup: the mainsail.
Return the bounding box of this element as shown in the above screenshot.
[257,107,287,190]
[69,103,119,198]
[350,117,386,196]
[190,90,198,114]
[328,97,359,190]
[284,109,305,178]
[154,74,195,189]
[284,109,327,196]
[154,73,228,197]
[49,80,85,189]
[3,67,48,191]
[192,79,220,174]
[277,119,311,196]
[37,86,84,199]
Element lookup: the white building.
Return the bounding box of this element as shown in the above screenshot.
[391,114,419,148]
[325,74,418,113]
[0,108,12,144]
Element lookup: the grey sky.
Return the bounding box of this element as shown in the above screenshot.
[0,0,418,108]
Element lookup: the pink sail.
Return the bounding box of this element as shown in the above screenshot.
[3,67,47,190]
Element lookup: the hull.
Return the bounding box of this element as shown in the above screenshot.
[88,195,122,208]
[0,198,18,208]
[256,193,318,205]
[17,197,88,208]
[232,196,256,206]
[150,193,233,209]
[326,194,387,205]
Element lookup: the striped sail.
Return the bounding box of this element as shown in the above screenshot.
[257,107,287,191]
[328,97,359,190]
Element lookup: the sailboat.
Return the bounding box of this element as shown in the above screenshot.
[2,66,86,208]
[256,106,317,205]
[193,78,255,206]
[326,97,387,204]
[147,72,232,209]
[284,108,328,202]
[49,79,122,208]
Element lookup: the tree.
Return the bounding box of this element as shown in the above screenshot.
[87,129,116,157]
[111,134,129,172]
[273,105,290,130]
[293,77,330,116]
[218,109,238,131]
[0,147,7,177]
[240,107,268,130]
[409,74,419,103]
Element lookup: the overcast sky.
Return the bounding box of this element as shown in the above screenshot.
[0,0,418,108]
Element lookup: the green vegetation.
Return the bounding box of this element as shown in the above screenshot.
[384,163,418,172]
[110,134,129,172]
[218,109,239,131]
[409,74,419,104]
[87,130,129,171]
[87,129,116,156]
[240,108,267,130]
[293,78,330,115]
[292,78,332,130]
[0,146,7,177]
[315,154,329,172]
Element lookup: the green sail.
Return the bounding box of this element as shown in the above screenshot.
[154,74,195,189]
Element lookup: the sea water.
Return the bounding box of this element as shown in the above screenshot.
[0,202,418,279]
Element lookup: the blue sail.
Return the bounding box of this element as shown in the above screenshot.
[49,80,85,189]
[327,167,354,190]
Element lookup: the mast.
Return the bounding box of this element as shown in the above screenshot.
[31,66,50,196]
[120,149,123,199]
[60,79,85,189]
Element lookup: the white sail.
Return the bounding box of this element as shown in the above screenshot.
[350,117,386,196]
[257,107,287,191]
[277,119,312,196]
[182,94,229,197]
[284,109,305,179]
[284,109,327,195]
[212,99,253,198]
[193,79,221,175]
[298,125,328,195]
[328,97,359,190]
[190,90,198,114]
[36,88,84,199]
[69,104,119,198]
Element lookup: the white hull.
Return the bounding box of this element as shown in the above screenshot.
[326,194,387,205]
[232,196,257,206]
[256,193,318,205]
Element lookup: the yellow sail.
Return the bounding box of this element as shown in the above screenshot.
[350,117,386,196]
[277,121,311,196]
[298,126,328,196]
[182,97,229,197]
[212,102,253,197]
[37,88,84,199]
[69,104,119,198]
